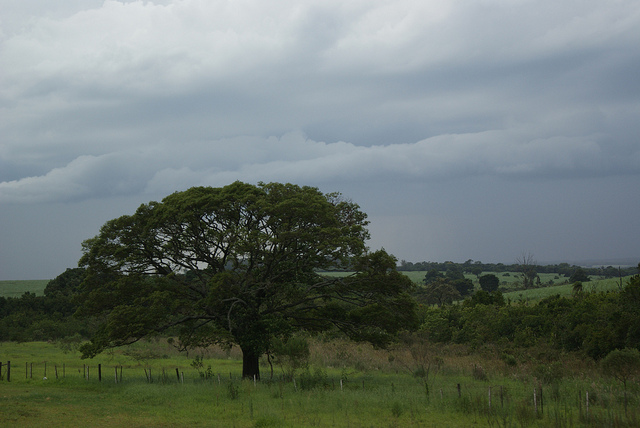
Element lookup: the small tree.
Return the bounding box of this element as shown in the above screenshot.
[516,252,538,289]
[478,274,500,292]
[569,267,590,283]
[417,278,460,306]
[601,348,640,415]
[270,334,310,380]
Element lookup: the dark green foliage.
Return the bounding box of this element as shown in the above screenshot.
[0,269,89,342]
[569,267,590,283]
[271,334,310,379]
[76,182,418,379]
[297,367,329,390]
[451,278,474,297]
[478,274,500,292]
[601,348,640,388]
[467,290,505,306]
[44,268,87,297]
[401,259,637,277]
[416,278,460,306]
[419,268,640,359]
[423,269,444,285]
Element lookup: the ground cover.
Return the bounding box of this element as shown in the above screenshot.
[1,341,638,427]
[0,280,49,298]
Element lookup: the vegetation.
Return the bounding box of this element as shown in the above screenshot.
[1,339,639,427]
[0,280,49,298]
[75,182,418,379]
[1,180,639,425]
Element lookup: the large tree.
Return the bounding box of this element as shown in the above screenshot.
[76,182,418,379]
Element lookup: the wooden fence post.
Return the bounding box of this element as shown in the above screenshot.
[176,368,180,382]
[586,391,589,422]
[457,383,461,398]
[6,361,10,382]
[98,364,102,382]
[115,367,119,383]
[26,362,28,379]
[0,361,3,381]
[44,361,47,378]
[539,387,543,415]
[533,388,537,417]
[488,386,492,408]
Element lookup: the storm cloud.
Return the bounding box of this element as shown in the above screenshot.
[1,0,639,279]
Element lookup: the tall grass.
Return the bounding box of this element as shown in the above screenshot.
[2,340,638,427]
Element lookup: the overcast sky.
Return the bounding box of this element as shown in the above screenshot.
[1,0,639,280]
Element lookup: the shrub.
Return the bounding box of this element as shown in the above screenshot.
[298,367,329,390]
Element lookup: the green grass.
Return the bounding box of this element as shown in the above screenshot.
[0,280,50,298]
[503,276,628,303]
[1,341,638,427]
[324,270,632,305]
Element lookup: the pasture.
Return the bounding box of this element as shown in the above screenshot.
[1,340,638,427]
[0,280,49,298]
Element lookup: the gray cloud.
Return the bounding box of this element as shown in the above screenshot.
[1,0,639,279]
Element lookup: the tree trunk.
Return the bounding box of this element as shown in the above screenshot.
[242,349,260,380]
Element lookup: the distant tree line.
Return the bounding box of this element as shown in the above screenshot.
[418,266,640,361]
[0,268,90,342]
[398,259,635,278]
[2,262,639,364]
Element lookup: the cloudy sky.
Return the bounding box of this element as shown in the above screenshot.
[1,0,639,280]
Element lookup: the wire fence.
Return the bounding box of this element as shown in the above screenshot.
[2,359,638,426]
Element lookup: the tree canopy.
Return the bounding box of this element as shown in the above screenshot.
[76,182,418,379]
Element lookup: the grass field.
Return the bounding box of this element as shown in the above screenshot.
[1,340,638,427]
[0,280,49,298]
[323,271,630,304]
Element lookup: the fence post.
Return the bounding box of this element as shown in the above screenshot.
[55,366,58,380]
[176,368,180,382]
[457,383,461,398]
[7,361,10,382]
[489,386,491,408]
[44,361,47,378]
[539,386,543,415]
[0,361,3,381]
[115,367,119,383]
[98,364,102,382]
[533,388,537,417]
[26,362,28,379]
[30,362,33,379]
[586,391,589,422]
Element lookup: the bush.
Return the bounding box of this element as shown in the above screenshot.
[298,367,329,390]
